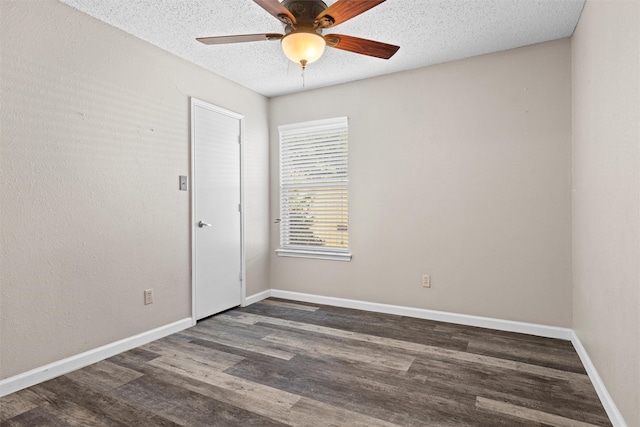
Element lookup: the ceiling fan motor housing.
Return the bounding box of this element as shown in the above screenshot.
[281,0,330,33]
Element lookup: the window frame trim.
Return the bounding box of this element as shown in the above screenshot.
[275,248,352,261]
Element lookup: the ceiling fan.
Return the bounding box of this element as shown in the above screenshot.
[196,0,400,70]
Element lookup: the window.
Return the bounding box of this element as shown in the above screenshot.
[277,117,351,261]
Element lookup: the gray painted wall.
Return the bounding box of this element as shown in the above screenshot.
[572,1,640,425]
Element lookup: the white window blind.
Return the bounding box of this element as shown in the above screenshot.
[277,117,351,261]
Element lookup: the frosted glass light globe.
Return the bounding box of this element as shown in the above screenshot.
[281,31,326,66]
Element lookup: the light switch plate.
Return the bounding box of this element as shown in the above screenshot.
[422,275,431,288]
[179,175,188,191]
[144,289,153,305]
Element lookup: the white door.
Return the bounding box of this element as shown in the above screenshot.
[192,99,242,320]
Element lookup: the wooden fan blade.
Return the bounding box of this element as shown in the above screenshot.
[324,34,399,59]
[316,0,386,28]
[254,0,296,26]
[196,33,283,45]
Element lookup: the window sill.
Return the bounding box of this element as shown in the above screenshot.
[276,249,352,262]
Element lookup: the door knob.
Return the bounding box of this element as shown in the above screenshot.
[198,221,212,228]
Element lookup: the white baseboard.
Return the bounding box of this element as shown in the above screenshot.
[243,289,271,307]
[269,289,573,340]
[0,317,193,397]
[571,332,627,427]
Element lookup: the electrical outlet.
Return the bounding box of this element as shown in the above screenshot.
[144,289,153,305]
[422,275,431,288]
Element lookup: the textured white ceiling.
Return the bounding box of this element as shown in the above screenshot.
[58,0,585,97]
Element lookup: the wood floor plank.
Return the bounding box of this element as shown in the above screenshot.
[29,376,181,426]
[482,390,612,427]
[36,400,117,427]
[441,325,586,372]
[145,363,301,408]
[286,398,404,427]
[256,299,320,312]
[467,338,586,373]
[476,397,603,427]
[1,406,74,427]
[142,337,244,371]
[407,357,611,425]
[262,329,416,371]
[140,362,303,422]
[63,359,144,393]
[0,388,44,422]
[141,347,302,412]
[112,374,289,426]
[107,347,162,372]
[192,318,273,340]
[180,324,296,360]
[147,355,235,381]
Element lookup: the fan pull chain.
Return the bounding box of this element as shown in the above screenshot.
[300,60,307,89]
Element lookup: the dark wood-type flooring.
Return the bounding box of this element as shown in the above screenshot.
[1,298,612,426]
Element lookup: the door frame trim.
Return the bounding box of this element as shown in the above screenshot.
[190,97,245,325]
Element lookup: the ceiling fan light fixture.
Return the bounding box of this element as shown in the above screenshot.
[281,31,326,67]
